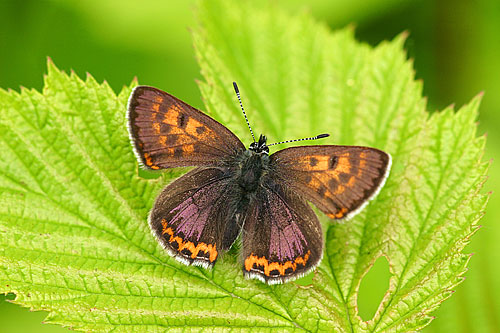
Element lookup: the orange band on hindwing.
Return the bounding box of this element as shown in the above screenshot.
[244,251,311,276]
[161,219,218,262]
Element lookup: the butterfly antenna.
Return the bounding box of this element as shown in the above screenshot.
[233,82,256,143]
[267,133,330,147]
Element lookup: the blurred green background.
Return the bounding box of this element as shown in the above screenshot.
[0,0,498,331]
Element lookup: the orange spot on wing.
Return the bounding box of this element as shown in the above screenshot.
[244,251,311,276]
[161,219,218,262]
[185,118,203,136]
[346,176,356,187]
[152,123,160,133]
[152,103,160,112]
[298,154,351,174]
[335,207,348,218]
[335,157,351,174]
[358,157,367,177]
[300,155,329,171]
[333,184,345,195]
[143,153,159,169]
[327,207,348,219]
[154,96,163,103]
[183,144,194,154]
[162,106,181,125]
[143,153,153,165]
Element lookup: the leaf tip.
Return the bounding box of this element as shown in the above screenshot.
[46,57,59,74]
[131,76,139,86]
[18,85,32,95]
[468,92,484,110]
[345,22,357,33]
[394,30,410,46]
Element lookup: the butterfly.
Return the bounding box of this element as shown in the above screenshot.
[127,82,391,284]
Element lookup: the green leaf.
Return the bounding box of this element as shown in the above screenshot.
[0,0,488,331]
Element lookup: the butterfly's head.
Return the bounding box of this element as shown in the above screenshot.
[249,134,269,155]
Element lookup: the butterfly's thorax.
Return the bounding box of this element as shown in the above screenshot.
[233,149,270,194]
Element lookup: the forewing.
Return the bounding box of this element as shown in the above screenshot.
[149,167,242,268]
[271,145,391,220]
[242,181,323,284]
[127,86,245,170]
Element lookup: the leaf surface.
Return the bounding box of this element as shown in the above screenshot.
[0,0,488,331]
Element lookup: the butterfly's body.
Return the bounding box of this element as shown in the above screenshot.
[177,142,272,265]
[195,149,272,257]
[233,137,270,193]
[127,84,391,284]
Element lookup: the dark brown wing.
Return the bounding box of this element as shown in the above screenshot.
[270,145,391,220]
[242,180,323,284]
[149,167,243,268]
[127,86,245,170]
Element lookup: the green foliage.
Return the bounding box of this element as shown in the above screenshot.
[0,0,488,331]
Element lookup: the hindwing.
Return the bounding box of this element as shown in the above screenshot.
[242,180,323,284]
[149,167,243,268]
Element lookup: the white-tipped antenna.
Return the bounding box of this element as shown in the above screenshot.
[233,82,256,143]
[267,133,330,147]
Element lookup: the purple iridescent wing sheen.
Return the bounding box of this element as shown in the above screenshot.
[149,167,243,268]
[242,181,323,284]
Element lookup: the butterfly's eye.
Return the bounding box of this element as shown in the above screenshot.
[249,142,258,150]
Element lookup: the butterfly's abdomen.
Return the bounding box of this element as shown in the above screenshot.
[234,150,269,194]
